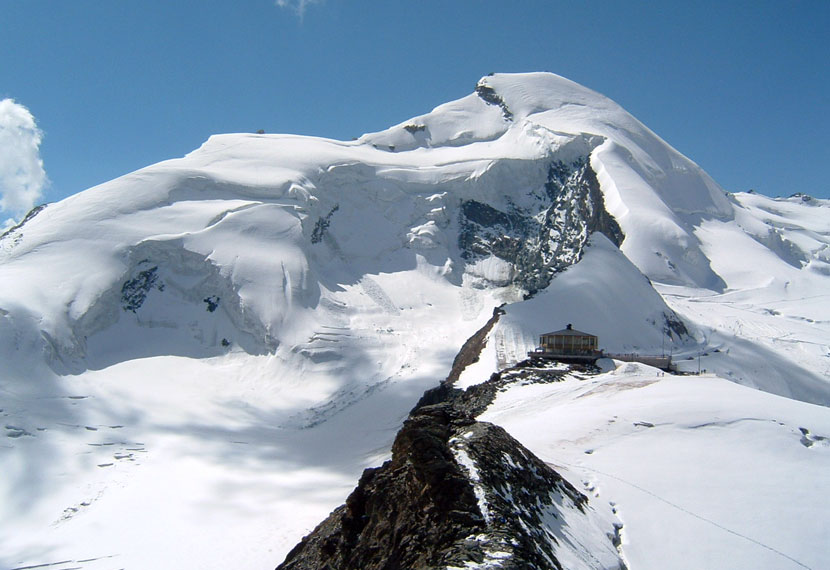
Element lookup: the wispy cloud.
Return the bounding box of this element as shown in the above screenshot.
[275,0,322,19]
[0,99,47,226]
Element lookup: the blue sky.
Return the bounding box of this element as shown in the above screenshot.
[1,0,828,219]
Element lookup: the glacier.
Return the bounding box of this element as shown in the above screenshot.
[1,72,828,569]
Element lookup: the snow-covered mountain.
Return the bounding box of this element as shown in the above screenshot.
[1,72,828,569]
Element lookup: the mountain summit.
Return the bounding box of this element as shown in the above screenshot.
[2,73,829,570]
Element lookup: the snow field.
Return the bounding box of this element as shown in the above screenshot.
[1,264,504,568]
[479,364,830,570]
[1,72,829,569]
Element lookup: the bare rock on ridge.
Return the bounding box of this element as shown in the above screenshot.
[277,399,624,569]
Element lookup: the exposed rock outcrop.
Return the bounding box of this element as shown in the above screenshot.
[277,403,484,570]
[276,359,626,570]
[475,78,514,120]
[459,159,623,296]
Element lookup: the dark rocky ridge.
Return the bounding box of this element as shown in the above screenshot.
[417,357,583,421]
[277,403,485,570]
[277,340,626,569]
[276,398,622,569]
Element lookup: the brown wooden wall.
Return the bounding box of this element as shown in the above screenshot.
[540,334,598,354]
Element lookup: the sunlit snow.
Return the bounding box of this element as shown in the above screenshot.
[1,72,828,569]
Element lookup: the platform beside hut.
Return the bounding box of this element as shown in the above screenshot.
[604,353,673,370]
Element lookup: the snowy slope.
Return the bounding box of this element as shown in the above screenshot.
[365,72,733,290]
[479,363,830,570]
[1,72,829,569]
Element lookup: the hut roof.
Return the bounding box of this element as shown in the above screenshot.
[542,324,595,337]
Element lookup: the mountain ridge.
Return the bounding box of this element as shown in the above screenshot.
[1,72,829,570]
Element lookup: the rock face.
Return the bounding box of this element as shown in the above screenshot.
[276,360,626,570]
[277,403,484,570]
[458,159,623,296]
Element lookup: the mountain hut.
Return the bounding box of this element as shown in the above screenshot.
[537,324,600,358]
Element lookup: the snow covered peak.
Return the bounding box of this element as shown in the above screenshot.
[0,71,817,375]
[479,72,624,119]
[3,71,830,570]
[361,72,733,288]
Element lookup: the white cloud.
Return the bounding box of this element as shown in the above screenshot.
[275,0,322,19]
[0,99,47,224]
